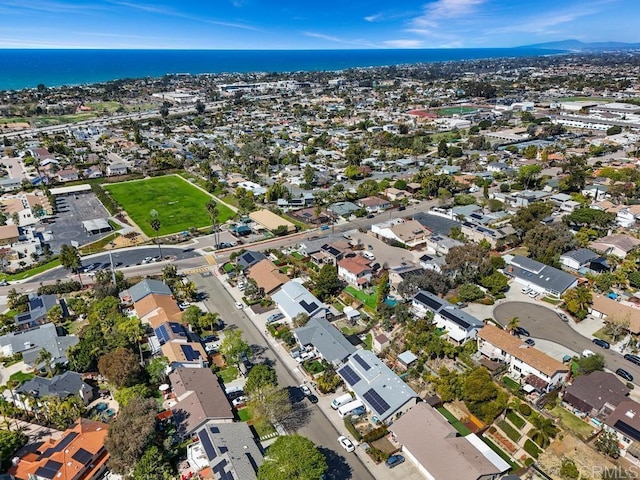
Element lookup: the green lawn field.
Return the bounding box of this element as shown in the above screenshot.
[105,175,235,236]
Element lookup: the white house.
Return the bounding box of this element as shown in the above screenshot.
[271,280,328,323]
[412,290,484,344]
[337,255,372,288]
[559,248,600,272]
[371,218,431,249]
[503,254,579,298]
[478,324,569,392]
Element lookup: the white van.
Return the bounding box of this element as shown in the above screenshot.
[338,399,364,418]
[362,251,375,261]
[331,393,354,410]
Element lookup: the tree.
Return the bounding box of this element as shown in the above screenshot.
[574,353,605,375]
[248,384,292,424]
[245,364,278,397]
[303,164,315,188]
[149,210,163,259]
[458,283,484,302]
[524,224,575,267]
[564,208,615,232]
[43,395,85,430]
[182,305,204,328]
[595,431,620,459]
[159,101,170,120]
[219,329,251,366]
[116,316,145,364]
[559,459,579,480]
[510,202,553,232]
[146,357,169,385]
[604,314,630,343]
[257,434,328,480]
[105,398,158,475]
[562,285,592,320]
[313,264,342,301]
[131,445,174,480]
[35,348,54,376]
[443,243,492,285]
[529,413,558,448]
[397,270,449,298]
[114,384,152,408]
[518,164,542,189]
[206,199,220,246]
[59,244,82,284]
[376,271,390,312]
[0,429,27,464]
[98,347,142,389]
[480,271,509,295]
[194,99,206,115]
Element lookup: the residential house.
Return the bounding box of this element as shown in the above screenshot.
[294,317,356,366]
[389,403,510,480]
[589,295,640,335]
[503,254,579,298]
[397,351,418,370]
[461,222,516,248]
[0,224,19,246]
[0,177,23,192]
[590,234,640,259]
[383,187,409,202]
[13,371,93,409]
[84,165,103,179]
[290,206,330,225]
[337,350,419,423]
[389,265,425,294]
[582,184,608,200]
[356,196,391,214]
[162,340,208,369]
[559,248,601,272]
[272,281,328,323]
[106,162,127,176]
[371,219,431,249]
[0,323,78,367]
[477,324,569,392]
[9,419,109,480]
[189,422,264,480]
[418,253,445,273]
[337,255,372,288]
[372,333,390,354]
[562,371,629,418]
[604,399,640,464]
[134,293,182,324]
[310,241,352,266]
[13,293,60,330]
[121,278,173,305]
[487,161,510,173]
[327,201,360,219]
[235,250,267,272]
[169,367,233,437]
[248,209,295,233]
[425,234,464,256]
[406,182,422,194]
[246,259,290,295]
[412,290,484,344]
[613,205,640,228]
[501,190,550,208]
[57,167,80,182]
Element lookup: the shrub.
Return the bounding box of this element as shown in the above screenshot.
[523,439,540,458]
[519,403,532,416]
[343,418,362,441]
[367,447,389,463]
[38,280,83,295]
[362,426,388,443]
[525,457,534,467]
[498,420,521,443]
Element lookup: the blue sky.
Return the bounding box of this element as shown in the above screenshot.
[0,0,637,49]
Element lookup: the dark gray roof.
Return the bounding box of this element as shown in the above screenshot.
[16,371,88,399]
[561,248,599,264]
[294,318,356,365]
[0,323,78,365]
[128,279,172,303]
[14,294,58,327]
[508,255,578,294]
[564,371,629,413]
[196,422,263,480]
[237,250,267,271]
[413,290,483,330]
[413,212,460,236]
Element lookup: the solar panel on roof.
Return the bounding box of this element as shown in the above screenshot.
[613,420,640,442]
[199,430,217,461]
[339,365,361,386]
[440,309,471,329]
[210,426,220,434]
[35,466,58,480]
[30,297,44,309]
[155,325,169,345]
[363,388,391,416]
[415,292,442,310]
[170,322,183,334]
[49,432,78,453]
[300,300,318,314]
[353,353,371,371]
[72,447,93,464]
[181,344,201,361]
[213,459,235,480]
[244,252,255,263]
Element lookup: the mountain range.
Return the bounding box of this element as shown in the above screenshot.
[519,39,640,51]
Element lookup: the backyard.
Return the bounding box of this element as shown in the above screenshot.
[344,286,378,310]
[105,175,235,236]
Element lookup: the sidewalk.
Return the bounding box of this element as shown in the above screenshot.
[214,269,422,480]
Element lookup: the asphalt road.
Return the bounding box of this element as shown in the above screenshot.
[494,301,640,382]
[189,271,374,480]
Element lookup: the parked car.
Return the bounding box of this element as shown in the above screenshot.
[338,436,355,453]
[592,338,610,349]
[320,225,330,231]
[557,312,569,322]
[299,384,312,396]
[524,338,536,346]
[235,302,244,309]
[266,312,285,324]
[625,354,640,366]
[527,290,538,298]
[141,256,154,264]
[232,396,247,407]
[386,454,405,469]
[366,214,375,219]
[350,406,366,417]
[178,302,191,310]
[514,327,530,337]
[616,368,634,382]
[398,205,406,211]
[307,394,319,404]
[521,287,531,294]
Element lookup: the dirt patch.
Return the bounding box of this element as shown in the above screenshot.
[107,233,143,248]
[371,436,398,455]
[537,433,615,479]
[249,303,275,315]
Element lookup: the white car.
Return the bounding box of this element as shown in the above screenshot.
[300,384,312,396]
[338,435,355,453]
[235,302,244,309]
[232,396,247,407]
[527,290,538,298]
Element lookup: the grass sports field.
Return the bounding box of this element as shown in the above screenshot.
[105,175,235,236]
[437,106,477,116]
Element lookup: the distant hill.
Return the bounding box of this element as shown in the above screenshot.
[518,39,640,52]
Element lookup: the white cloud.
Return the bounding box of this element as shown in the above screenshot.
[487,4,606,35]
[364,13,383,22]
[412,0,486,27]
[302,32,377,47]
[384,39,423,48]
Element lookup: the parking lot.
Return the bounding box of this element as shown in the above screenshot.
[345,229,422,268]
[41,191,112,253]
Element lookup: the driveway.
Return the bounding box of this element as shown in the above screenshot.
[494,301,640,384]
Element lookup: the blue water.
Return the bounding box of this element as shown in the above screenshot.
[0,48,562,91]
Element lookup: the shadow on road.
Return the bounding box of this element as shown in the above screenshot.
[280,386,313,431]
[319,446,354,480]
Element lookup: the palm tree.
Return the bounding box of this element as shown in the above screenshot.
[35,348,53,377]
[507,316,520,333]
[206,199,220,246]
[529,413,558,448]
[59,244,82,286]
[149,209,163,259]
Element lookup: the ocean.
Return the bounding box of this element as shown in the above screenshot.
[0,48,561,91]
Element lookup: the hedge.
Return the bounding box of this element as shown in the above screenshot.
[524,439,541,458]
[38,280,82,295]
[344,418,362,441]
[507,411,526,429]
[498,420,521,443]
[519,403,532,416]
[362,426,388,443]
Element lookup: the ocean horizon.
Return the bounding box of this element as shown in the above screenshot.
[0,48,563,92]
